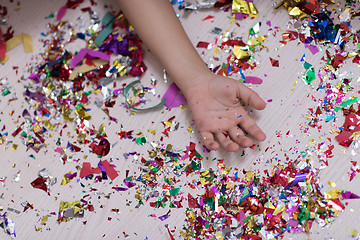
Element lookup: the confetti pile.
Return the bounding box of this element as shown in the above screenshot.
[1,0,360,239]
[180,155,358,239]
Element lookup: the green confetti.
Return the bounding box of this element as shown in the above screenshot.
[135,136,147,145]
[211,27,222,34]
[302,68,316,84]
[84,91,92,96]
[218,195,227,205]
[164,178,172,185]
[303,61,312,70]
[46,13,54,19]
[151,167,159,173]
[2,89,10,96]
[190,160,200,171]
[334,97,359,111]
[169,188,181,196]
[242,214,253,223]
[206,197,215,210]
[249,22,261,36]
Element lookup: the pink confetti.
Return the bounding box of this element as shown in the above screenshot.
[56,6,67,21]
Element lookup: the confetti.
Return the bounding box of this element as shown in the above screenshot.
[161,82,187,109]
[269,57,279,67]
[2,1,360,239]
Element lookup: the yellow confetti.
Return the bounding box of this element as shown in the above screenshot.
[61,172,73,185]
[244,170,255,183]
[347,51,358,59]
[274,1,308,20]
[62,106,74,122]
[41,215,49,224]
[148,129,156,135]
[69,59,109,80]
[273,205,286,215]
[213,48,221,55]
[215,231,224,240]
[288,7,307,19]
[0,135,7,144]
[187,125,193,133]
[6,33,33,53]
[0,54,9,64]
[233,46,250,60]
[352,131,360,141]
[163,121,172,128]
[98,123,106,136]
[247,35,268,47]
[75,107,91,120]
[232,0,258,16]
[113,60,127,76]
[93,88,102,94]
[200,170,212,186]
[221,167,232,175]
[326,189,342,199]
[328,181,336,187]
[44,120,55,130]
[58,200,83,222]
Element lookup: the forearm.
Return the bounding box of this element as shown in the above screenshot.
[116,0,210,91]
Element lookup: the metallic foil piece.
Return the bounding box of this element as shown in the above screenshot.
[232,0,258,16]
[274,0,308,20]
[274,0,304,9]
[89,10,100,32]
[7,208,20,214]
[113,60,127,76]
[163,69,168,83]
[108,56,132,77]
[98,77,114,87]
[233,46,250,61]
[183,0,216,10]
[75,107,91,121]
[289,6,307,19]
[0,18,6,25]
[58,200,84,222]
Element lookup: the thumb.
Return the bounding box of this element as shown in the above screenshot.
[236,82,266,110]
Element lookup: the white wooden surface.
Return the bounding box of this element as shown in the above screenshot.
[1,0,360,239]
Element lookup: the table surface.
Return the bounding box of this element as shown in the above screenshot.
[1,0,360,239]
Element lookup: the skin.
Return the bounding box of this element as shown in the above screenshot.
[117,0,266,152]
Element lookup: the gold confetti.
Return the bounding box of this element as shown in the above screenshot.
[232,0,258,16]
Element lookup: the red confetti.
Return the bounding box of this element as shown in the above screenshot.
[269,57,279,67]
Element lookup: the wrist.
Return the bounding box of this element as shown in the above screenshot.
[172,66,212,97]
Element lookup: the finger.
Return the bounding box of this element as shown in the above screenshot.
[228,127,253,148]
[236,83,266,110]
[237,114,266,141]
[200,131,219,151]
[215,132,239,152]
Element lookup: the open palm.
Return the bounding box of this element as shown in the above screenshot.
[183,73,266,152]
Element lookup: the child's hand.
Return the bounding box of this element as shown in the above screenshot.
[182,72,266,152]
[117,0,266,152]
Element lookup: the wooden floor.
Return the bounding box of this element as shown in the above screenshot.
[1,0,360,239]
